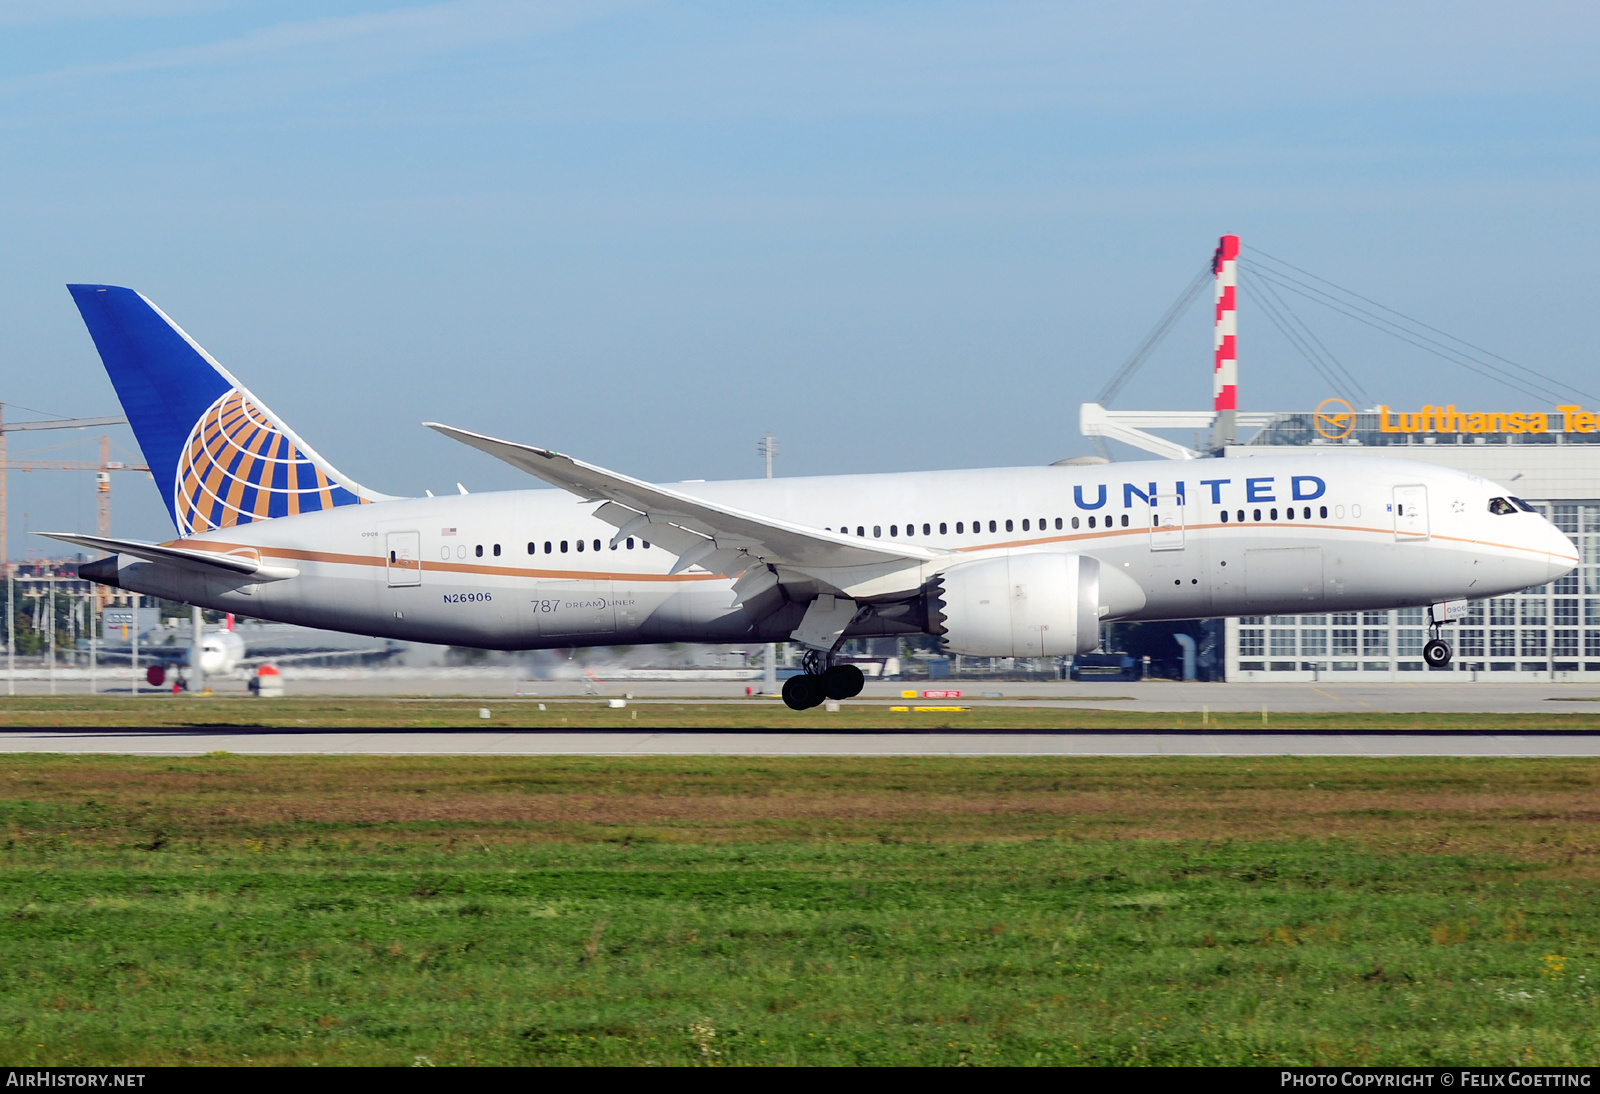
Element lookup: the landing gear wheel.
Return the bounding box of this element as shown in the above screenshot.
[1423,638,1452,668]
[782,674,825,711]
[822,664,865,700]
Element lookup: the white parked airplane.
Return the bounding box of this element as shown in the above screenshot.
[94,613,397,682]
[46,286,1577,709]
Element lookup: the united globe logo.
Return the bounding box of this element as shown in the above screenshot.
[174,389,363,536]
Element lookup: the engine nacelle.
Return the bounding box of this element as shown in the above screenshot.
[930,551,1102,657]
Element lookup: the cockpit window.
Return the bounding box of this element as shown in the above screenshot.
[1488,497,1517,515]
[1511,497,1538,513]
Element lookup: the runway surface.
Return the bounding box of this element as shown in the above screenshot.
[11,674,1600,713]
[3,728,1599,757]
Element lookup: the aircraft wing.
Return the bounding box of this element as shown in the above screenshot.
[39,533,301,580]
[85,646,189,665]
[237,647,394,667]
[425,424,947,598]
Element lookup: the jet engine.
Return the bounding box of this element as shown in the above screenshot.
[927,551,1105,658]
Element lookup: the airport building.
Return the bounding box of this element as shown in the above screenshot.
[1079,235,1599,682]
[1223,409,1599,681]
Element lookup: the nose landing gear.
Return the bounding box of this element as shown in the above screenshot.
[780,651,866,710]
[1423,623,1453,669]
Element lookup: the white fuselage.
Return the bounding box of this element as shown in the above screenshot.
[104,454,1577,651]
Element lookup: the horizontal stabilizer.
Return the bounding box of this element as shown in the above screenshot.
[39,533,300,581]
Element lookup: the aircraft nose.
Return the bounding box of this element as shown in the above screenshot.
[1545,525,1580,582]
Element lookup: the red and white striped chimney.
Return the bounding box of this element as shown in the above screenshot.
[1211,233,1239,449]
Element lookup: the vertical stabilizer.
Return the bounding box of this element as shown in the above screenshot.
[68,285,393,535]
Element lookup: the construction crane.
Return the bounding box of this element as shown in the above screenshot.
[0,405,145,575]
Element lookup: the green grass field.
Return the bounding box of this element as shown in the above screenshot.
[1,753,1597,1066]
[5,693,1600,731]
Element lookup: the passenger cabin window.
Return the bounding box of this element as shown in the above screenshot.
[627,538,635,549]
[873,526,881,538]
[593,539,601,551]
[527,542,535,555]
[561,540,569,553]
[1071,517,1079,529]
[857,526,865,537]
[988,520,997,533]
[475,544,483,557]
[1488,497,1517,515]
[545,541,553,554]
[1120,514,1129,527]
[890,525,898,537]
[1055,518,1063,530]
[939,523,947,534]
[955,522,964,533]
[923,523,931,536]
[1088,516,1096,528]
[1221,511,1229,522]
[1006,519,1014,532]
[576,539,584,552]
[493,544,501,556]
[1319,506,1327,518]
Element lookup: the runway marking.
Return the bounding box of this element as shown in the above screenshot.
[1311,686,1382,712]
[4,730,1600,757]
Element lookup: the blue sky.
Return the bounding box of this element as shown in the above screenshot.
[2,1,1598,550]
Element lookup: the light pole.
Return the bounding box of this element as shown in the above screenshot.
[758,432,778,697]
[130,593,140,696]
[190,604,206,695]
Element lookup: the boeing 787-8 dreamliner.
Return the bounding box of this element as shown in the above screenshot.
[46,286,1577,709]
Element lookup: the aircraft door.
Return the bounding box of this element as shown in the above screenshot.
[386,531,422,587]
[1393,485,1429,540]
[1150,495,1185,551]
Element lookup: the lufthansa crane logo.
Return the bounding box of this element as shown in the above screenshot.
[1313,397,1355,440]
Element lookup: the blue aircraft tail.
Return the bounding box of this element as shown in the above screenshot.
[68,285,389,536]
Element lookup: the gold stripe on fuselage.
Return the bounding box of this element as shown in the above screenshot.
[162,519,1573,585]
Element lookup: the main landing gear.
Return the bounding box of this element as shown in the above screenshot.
[781,650,865,711]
